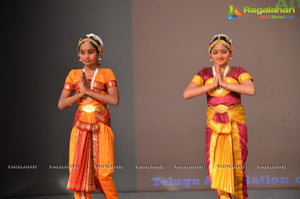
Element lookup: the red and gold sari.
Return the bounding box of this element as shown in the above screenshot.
[192,66,252,199]
[63,68,118,199]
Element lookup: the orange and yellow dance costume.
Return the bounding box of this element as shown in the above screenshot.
[192,66,252,199]
[64,68,118,199]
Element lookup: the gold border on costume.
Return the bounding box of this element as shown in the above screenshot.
[191,75,204,86]
[207,104,246,194]
[106,80,117,89]
[64,82,74,91]
[238,73,253,83]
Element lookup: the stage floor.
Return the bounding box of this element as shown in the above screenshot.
[4,189,300,199]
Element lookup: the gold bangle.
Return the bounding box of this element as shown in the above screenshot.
[66,97,73,106]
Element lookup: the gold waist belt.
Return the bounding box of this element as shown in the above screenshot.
[208,104,240,113]
[78,105,107,113]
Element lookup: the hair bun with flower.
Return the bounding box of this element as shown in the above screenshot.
[86,33,104,47]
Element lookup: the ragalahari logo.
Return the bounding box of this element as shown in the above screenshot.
[227,4,243,21]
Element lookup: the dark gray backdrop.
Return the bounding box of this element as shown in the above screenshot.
[1,0,135,198]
